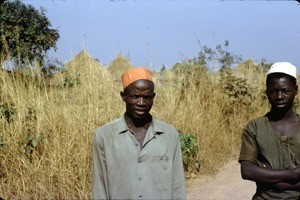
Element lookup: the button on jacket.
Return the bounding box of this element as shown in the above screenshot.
[92,116,186,199]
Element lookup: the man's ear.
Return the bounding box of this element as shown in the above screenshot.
[295,85,298,95]
[120,91,126,102]
[153,93,156,99]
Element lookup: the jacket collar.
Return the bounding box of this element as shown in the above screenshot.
[115,115,164,135]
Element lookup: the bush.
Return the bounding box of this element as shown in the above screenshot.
[180,132,200,173]
[0,103,16,122]
[221,70,253,105]
[0,135,8,150]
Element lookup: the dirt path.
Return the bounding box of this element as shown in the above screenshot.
[186,160,256,200]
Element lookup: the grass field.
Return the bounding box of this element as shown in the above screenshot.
[0,51,295,199]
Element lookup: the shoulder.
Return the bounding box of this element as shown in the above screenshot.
[245,116,267,129]
[243,115,268,137]
[94,117,125,137]
[96,117,121,130]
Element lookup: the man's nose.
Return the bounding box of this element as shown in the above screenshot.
[276,91,284,99]
[137,97,146,105]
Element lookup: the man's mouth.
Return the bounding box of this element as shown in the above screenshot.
[274,102,286,107]
[135,109,147,114]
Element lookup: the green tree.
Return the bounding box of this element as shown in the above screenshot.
[197,40,242,70]
[0,0,59,67]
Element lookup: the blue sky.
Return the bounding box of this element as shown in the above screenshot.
[23,0,300,71]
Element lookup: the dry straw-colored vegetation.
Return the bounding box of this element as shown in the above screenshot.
[0,51,298,199]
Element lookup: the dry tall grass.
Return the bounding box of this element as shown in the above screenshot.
[0,54,296,199]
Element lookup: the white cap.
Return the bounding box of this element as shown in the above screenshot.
[267,62,297,79]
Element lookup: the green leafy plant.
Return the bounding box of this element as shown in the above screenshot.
[0,103,16,122]
[180,132,200,173]
[221,70,253,105]
[19,107,45,158]
[0,135,8,150]
[21,132,44,157]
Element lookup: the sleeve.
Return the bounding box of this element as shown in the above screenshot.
[238,121,258,164]
[172,131,186,200]
[92,129,109,199]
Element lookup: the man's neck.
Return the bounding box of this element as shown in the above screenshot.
[267,108,296,122]
[124,113,152,147]
[124,113,152,129]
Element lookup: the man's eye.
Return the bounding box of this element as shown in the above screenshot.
[268,90,276,93]
[144,96,153,100]
[282,89,291,93]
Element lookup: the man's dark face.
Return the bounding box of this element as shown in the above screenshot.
[121,79,155,120]
[267,76,298,112]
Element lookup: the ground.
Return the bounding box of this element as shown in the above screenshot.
[186,160,256,200]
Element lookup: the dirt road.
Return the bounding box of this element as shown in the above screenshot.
[186,160,256,200]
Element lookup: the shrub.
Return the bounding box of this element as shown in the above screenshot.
[220,70,253,105]
[180,132,200,173]
[0,135,8,150]
[20,132,44,158]
[0,103,16,122]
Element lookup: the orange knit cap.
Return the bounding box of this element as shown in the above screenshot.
[121,67,153,89]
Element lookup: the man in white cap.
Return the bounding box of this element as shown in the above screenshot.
[92,67,186,199]
[239,62,300,199]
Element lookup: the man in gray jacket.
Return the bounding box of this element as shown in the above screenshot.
[92,67,186,199]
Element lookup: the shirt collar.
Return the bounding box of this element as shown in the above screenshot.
[114,115,164,135]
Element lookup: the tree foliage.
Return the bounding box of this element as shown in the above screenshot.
[198,40,242,70]
[0,0,59,66]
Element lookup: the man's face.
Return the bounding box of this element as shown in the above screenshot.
[121,79,155,120]
[267,76,298,112]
